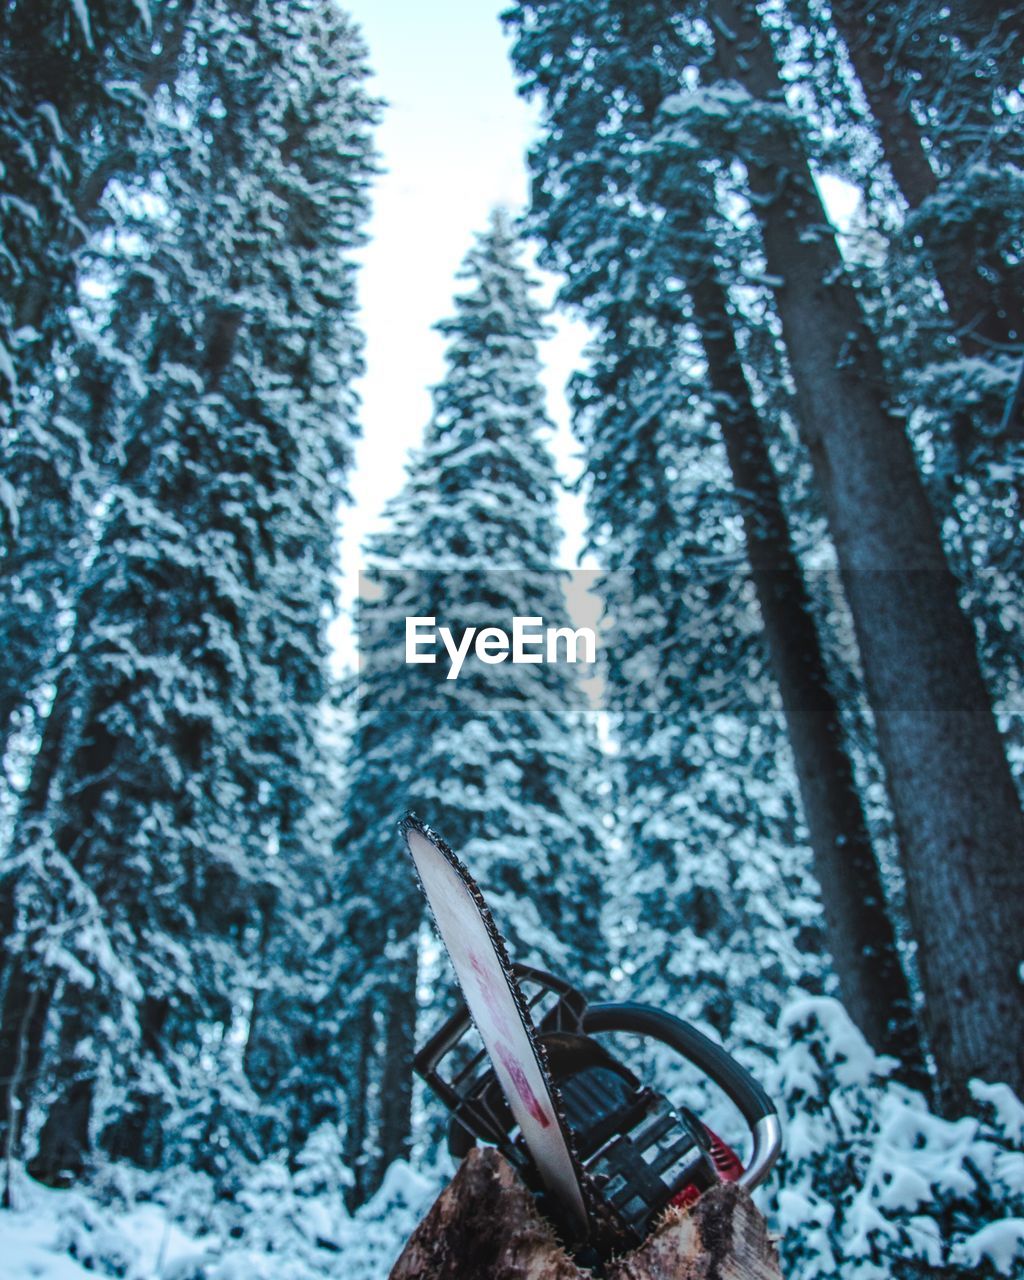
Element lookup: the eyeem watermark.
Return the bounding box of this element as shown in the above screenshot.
[406,615,597,681]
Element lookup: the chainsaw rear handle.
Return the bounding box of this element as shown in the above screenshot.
[415,965,783,1191]
[584,1001,782,1191]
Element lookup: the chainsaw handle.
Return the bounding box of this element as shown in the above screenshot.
[583,1001,782,1190]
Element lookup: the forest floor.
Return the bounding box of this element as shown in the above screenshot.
[0,1158,440,1280]
[2,997,1022,1280]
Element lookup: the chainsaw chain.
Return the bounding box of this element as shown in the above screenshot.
[401,813,625,1252]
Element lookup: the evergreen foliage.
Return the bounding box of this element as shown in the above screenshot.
[778,0,1024,772]
[0,0,190,751]
[506,0,1024,1109]
[767,998,1024,1279]
[0,0,377,1186]
[0,3,1021,1277]
[574,293,831,1059]
[501,0,923,1079]
[337,211,607,1200]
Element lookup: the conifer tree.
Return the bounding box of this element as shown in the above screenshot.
[0,0,193,750]
[504,0,923,1078]
[580,313,831,1066]
[701,0,1024,1105]
[791,0,1024,807]
[779,1,1023,604]
[506,0,1024,1105]
[818,0,1023,354]
[0,0,377,1184]
[337,211,607,1202]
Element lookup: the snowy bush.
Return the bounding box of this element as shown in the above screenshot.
[5,1002,1022,1280]
[765,996,1024,1278]
[0,1136,441,1280]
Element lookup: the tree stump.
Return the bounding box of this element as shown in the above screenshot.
[389,1147,783,1279]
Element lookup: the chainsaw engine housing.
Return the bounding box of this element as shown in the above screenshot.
[415,967,751,1247]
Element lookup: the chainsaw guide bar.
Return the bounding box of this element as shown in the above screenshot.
[402,815,608,1243]
[401,814,782,1258]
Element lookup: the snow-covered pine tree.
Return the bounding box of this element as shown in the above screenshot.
[0,0,187,383]
[337,210,607,1201]
[773,2,1024,777]
[0,0,200,1183]
[577,312,830,1082]
[0,10,195,1090]
[690,0,1024,1104]
[0,0,377,1186]
[520,0,1024,1107]
[228,0,381,1166]
[796,0,1023,357]
[503,0,923,1079]
[506,3,1024,1269]
[0,0,192,750]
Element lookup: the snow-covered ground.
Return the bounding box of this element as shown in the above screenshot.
[763,998,1024,1278]
[1,1183,208,1280]
[0,1156,440,1280]
[3,999,1022,1280]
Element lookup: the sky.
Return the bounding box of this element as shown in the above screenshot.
[334,0,593,666]
[331,2,862,673]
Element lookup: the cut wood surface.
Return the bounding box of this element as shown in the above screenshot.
[388,1147,783,1280]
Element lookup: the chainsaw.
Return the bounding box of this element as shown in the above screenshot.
[402,815,782,1260]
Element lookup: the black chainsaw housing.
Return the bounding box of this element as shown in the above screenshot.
[414,966,759,1249]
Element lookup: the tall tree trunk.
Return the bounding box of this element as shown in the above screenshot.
[345,996,378,1209]
[708,0,1024,1108]
[2,983,41,1207]
[18,698,119,1181]
[689,268,926,1082]
[0,882,15,1011]
[0,679,70,955]
[0,972,50,1190]
[372,924,420,1195]
[240,890,276,1088]
[27,998,94,1186]
[0,689,71,1144]
[828,1,1023,351]
[99,997,171,1169]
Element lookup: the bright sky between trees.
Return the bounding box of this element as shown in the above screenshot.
[332,1,861,672]
[335,0,592,668]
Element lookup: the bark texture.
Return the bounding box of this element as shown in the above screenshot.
[691,269,925,1084]
[709,0,1024,1107]
[343,997,377,1209]
[371,917,420,1196]
[389,1147,783,1280]
[828,0,1023,352]
[27,1000,93,1186]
